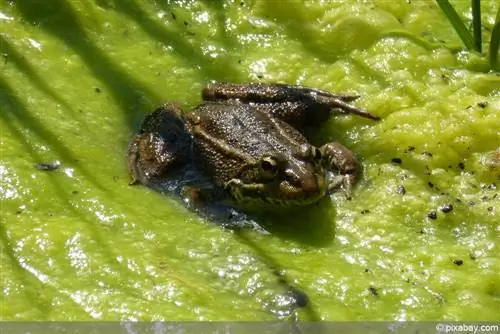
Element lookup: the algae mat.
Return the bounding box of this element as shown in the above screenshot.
[1,0,499,321]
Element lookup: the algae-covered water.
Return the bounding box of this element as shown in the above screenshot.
[1,0,499,321]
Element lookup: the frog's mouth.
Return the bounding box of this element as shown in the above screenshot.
[225,173,328,210]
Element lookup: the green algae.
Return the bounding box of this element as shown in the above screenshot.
[1,0,499,321]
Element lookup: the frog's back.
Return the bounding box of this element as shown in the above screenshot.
[190,102,308,186]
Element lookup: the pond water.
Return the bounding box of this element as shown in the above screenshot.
[1,0,499,321]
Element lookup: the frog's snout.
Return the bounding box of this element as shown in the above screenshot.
[283,166,325,199]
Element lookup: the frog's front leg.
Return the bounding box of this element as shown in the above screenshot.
[320,142,360,199]
[127,103,191,185]
[202,82,379,128]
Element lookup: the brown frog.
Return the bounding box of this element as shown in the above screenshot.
[127,83,379,213]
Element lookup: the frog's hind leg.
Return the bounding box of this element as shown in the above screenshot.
[127,103,191,185]
[203,82,345,104]
[202,83,379,127]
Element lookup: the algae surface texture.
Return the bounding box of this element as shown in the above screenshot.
[1,0,499,321]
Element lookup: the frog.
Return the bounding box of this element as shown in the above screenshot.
[126,82,379,213]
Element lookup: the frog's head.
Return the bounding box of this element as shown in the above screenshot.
[225,144,328,211]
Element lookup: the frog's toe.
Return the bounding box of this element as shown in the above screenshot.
[327,174,354,199]
[126,136,144,185]
[321,142,360,198]
[313,94,380,120]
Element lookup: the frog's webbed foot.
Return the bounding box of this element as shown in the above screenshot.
[308,90,380,121]
[126,103,191,186]
[320,142,360,199]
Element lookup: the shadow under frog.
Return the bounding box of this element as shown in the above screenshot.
[127,82,379,245]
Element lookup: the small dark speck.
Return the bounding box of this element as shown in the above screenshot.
[427,211,437,220]
[35,161,61,171]
[466,105,472,109]
[397,185,406,195]
[391,157,402,164]
[364,268,372,273]
[481,195,489,201]
[477,101,488,108]
[487,206,493,212]
[360,209,370,214]
[183,21,189,26]
[418,229,425,234]
[290,287,309,308]
[427,181,434,188]
[15,210,22,215]
[456,198,462,203]
[72,190,79,195]
[368,286,379,297]
[488,183,497,190]
[469,254,476,260]
[95,87,102,93]
[458,162,465,170]
[240,1,244,6]
[468,201,475,206]
[453,259,463,266]
[257,74,263,79]
[171,12,176,20]
[158,261,168,270]
[440,204,453,213]
[407,146,415,152]
[423,151,433,157]
[448,164,453,169]
[238,59,243,64]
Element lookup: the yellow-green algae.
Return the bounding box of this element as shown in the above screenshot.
[1,0,499,321]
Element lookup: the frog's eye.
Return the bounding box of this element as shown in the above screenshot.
[260,156,279,177]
